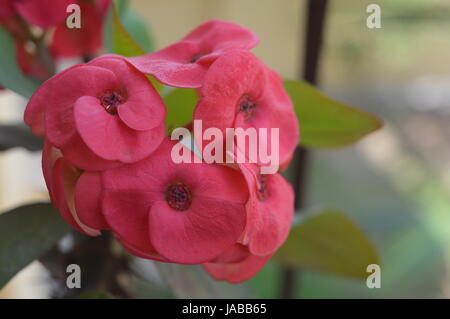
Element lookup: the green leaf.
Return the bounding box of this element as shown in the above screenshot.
[163,88,198,133]
[121,7,154,53]
[103,1,154,54]
[109,4,145,57]
[78,290,113,299]
[284,80,383,148]
[0,124,43,151]
[103,2,161,92]
[275,210,379,279]
[103,5,146,57]
[0,203,71,288]
[0,27,41,98]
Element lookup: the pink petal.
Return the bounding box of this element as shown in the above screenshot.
[203,254,272,284]
[50,2,103,58]
[115,234,166,262]
[103,139,248,203]
[127,20,259,88]
[128,42,207,88]
[61,133,122,171]
[51,157,100,236]
[24,64,81,136]
[211,244,251,264]
[195,53,299,170]
[42,141,62,203]
[102,190,160,253]
[149,198,246,264]
[239,164,294,256]
[234,106,298,171]
[45,65,118,148]
[74,171,107,230]
[101,139,248,264]
[14,0,71,28]
[74,95,165,163]
[89,56,166,130]
[193,50,266,132]
[234,68,299,168]
[184,20,259,51]
[189,163,249,203]
[51,158,85,234]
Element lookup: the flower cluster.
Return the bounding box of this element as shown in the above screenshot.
[0,0,109,78]
[24,20,299,283]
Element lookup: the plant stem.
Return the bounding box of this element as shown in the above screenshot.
[40,232,131,298]
[15,16,56,77]
[280,0,328,299]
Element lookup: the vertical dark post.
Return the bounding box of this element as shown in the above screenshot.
[280,0,328,299]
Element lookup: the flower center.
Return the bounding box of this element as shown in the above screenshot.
[99,89,126,115]
[165,181,192,211]
[188,53,204,63]
[257,175,269,201]
[238,95,257,120]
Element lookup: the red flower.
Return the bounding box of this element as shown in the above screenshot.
[14,0,72,29]
[100,139,249,264]
[239,163,294,256]
[193,50,299,170]
[24,19,298,284]
[50,1,110,58]
[202,161,294,283]
[127,20,259,88]
[1,0,110,69]
[24,55,166,170]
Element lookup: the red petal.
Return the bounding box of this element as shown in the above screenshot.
[50,2,102,58]
[211,244,250,264]
[127,20,259,88]
[89,56,166,131]
[193,50,266,132]
[149,198,246,264]
[42,141,62,202]
[24,64,81,136]
[203,253,272,283]
[103,139,248,203]
[128,42,208,88]
[14,0,71,28]
[240,164,295,256]
[61,133,122,171]
[51,157,100,236]
[184,20,259,50]
[115,234,166,262]
[45,65,118,148]
[102,190,160,253]
[74,171,107,230]
[74,95,165,163]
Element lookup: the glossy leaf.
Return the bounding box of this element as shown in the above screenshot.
[275,210,379,279]
[103,2,161,91]
[121,7,154,53]
[0,27,41,98]
[78,290,113,299]
[0,203,71,288]
[164,88,198,133]
[284,80,383,148]
[108,3,145,57]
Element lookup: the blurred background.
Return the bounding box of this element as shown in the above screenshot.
[1,0,450,298]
